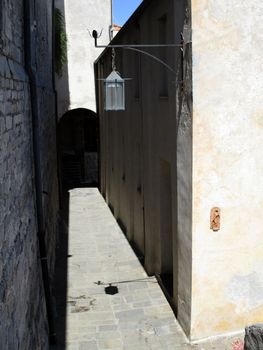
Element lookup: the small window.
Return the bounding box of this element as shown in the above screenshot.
[158,15,168,97]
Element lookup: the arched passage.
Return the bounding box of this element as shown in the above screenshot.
[58,108,99,190]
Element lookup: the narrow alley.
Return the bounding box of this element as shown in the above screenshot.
[1,0,262,348]
[52,188,242,350]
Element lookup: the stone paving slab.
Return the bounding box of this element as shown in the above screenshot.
[53,188,244,350]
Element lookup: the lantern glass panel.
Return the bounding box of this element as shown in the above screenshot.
[104,71,125,111]
[116,82,124,110]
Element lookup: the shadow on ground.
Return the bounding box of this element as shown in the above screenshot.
[52,183,98,349]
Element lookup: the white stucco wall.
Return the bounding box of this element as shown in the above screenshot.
[55,0,111,118]
[191,0,263,340]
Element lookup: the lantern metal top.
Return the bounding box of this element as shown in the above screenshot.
[105,70,124,83]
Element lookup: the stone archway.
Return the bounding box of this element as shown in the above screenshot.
[58,108,99,190]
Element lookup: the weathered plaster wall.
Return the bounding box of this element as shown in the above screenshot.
[0,0,59,347]
[191,0,263,340]
[55,0,111,119]
[175,0,193,336]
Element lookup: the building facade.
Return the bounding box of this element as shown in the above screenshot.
[95,0,263,341]
[0,0,59,348]
[55,0,112,188]
[55,0,112,118]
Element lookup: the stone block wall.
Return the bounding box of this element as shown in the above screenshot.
[0,0,59,348]
[33,0,59,278]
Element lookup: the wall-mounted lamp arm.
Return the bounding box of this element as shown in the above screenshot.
[92,29,183,49]
[92,30,191,75]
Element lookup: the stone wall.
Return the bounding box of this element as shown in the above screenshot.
[33,0,59,278]
[0,0,59,348]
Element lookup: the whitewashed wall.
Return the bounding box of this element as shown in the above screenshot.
[55,0,112,118]
[191,0,263,340]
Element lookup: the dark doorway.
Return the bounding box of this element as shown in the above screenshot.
[58,108,99,191]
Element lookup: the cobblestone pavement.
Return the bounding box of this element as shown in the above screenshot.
[52,188,244,350]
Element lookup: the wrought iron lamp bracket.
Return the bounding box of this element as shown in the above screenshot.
[91,29,192,76]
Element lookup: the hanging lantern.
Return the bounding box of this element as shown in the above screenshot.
[104,70,125,111]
